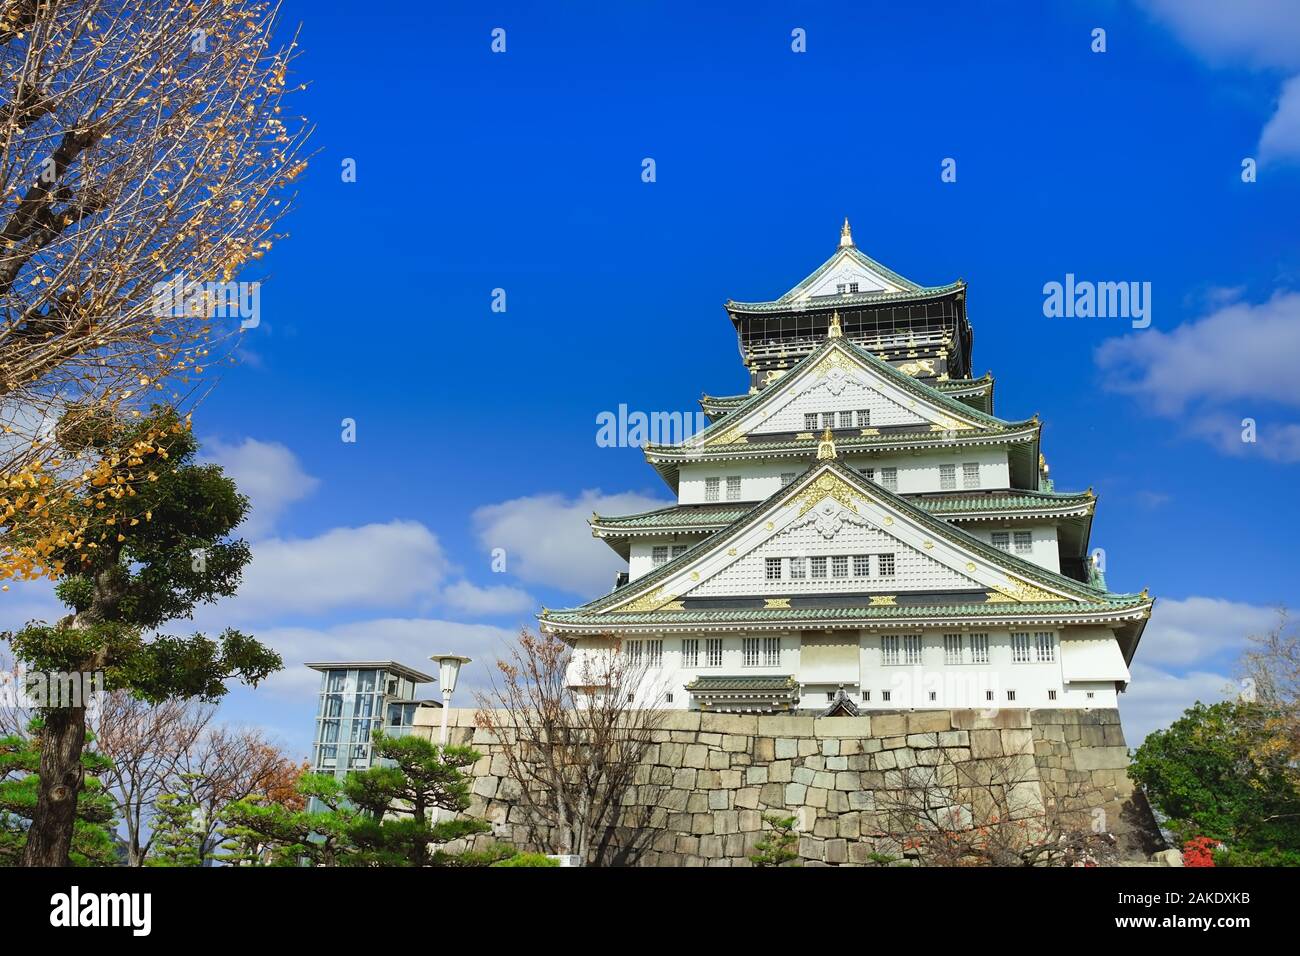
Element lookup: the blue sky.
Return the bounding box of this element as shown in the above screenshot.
[7,1,1300,756]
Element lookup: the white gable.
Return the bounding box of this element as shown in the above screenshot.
[791,250,907,302]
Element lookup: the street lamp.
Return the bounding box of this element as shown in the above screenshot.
[429,654,472,746]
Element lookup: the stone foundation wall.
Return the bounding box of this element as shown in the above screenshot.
[419,708,1161,866]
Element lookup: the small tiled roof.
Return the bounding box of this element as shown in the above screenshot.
[685,675,798,692]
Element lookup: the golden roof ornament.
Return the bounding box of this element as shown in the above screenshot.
[817,427,837,460]
[828,310,843,338]
[839,217,854,248]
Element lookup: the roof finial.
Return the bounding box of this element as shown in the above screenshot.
[817,427,837,460]
[839,216,854,248]
[828,310,843,338]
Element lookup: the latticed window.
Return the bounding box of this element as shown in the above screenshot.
[962,462,980,488]
[780,472,796,487]
[671,544,687,559]
[763,637,781,666]
[1011,632,1032,663]
[832,555,848,577]
[1035,631,1056,663]
[726,476,741,501]
[1014,531,1032,555]
[804,413,818,431]
[940,464,957,490]
[903,634,923,665]
[860,468,875,482]
[849,282,860,293]
[705,477,720,502]
[880,467,898,492]
[991,532,1010,552]
[943,633,963,664]
[853,554,870,576]
[969,633,990,663]
[790,557,806,580]
[765,557,782,580]
[881,635,900,666]
[681,639,699,667]
[646,640,663,667]
[822,412,835,430]
[838,411,853,428]
[705,639,722,667]
[878,553,896,576]
[743,638,760,667]
[652,546,668,567]
[627,640,643,663]
[810,556,827,578]
[857,409,870,427]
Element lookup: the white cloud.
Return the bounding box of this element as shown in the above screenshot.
[1138,596,1280,667]
[202,437,320,537]
[1260,74,1300,164]
[472,489,671,598]
[222,521,450,620]
[1139,0,1300,71]
[440,580,536,617]
[1120,662,1237,746]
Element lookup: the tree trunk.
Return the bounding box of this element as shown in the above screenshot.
[21,704,88,866]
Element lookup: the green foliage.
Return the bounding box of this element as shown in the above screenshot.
[1213,845,1300,867]
[220,733,498,867]
[866,851,903,866]
[0,721,118,866]
[147,790,204,867]
[1129,700,1300,850]
[491,851,559,867]
[750,813,800,867]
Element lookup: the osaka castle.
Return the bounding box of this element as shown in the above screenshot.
[539,220,1152,714]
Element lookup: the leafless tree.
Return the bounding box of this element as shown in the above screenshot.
[88,691,212,865]
[876,751,1118,867]
[1239,608,1300,794]
[475,629,667,865]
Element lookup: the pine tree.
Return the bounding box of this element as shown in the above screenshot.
[750,814,800,867]
[148,790,204,867]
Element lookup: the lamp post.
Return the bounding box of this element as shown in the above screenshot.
[429,654,472,746]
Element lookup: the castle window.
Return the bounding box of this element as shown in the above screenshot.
[940,464,957,490]
[881,635,900,666]
[878,553,896,577]
[821,412,835,430]
[860,467,875,482]
[705,477,720,502]
[832,555,849,578]
[790,557,806,580]
[681,639,699,667]
[765,557,783,580]
[781,472,796,487]
[1048,689,1057,701]
[627,640,643,663]
[647,640,663,667]
[726,475,741,500]
[743,638,760,667]
[838,410,853,428]
[985,690,994,701]
[1007,690,1017,702]
[1035,631,1056,663]
[970,633,989,663]
[764,637,781,666]
[962,462,980,488]
[1011,632,1032,663]
[1086,691,1095,700]
[672,544,688,559]
[943,633,963,664]
[1014,531,1033,555]
[991,532,1011,552]
[836,283,846,294]
[880,467,898,492]
[666,692,674,704]
[810,557,827,579]
[705,639,722,668]
[849,282,860,293]
[652,546,668,567]
[856,409,871,427]
[928,691,937,702]
[881,690,892,702]
[853,554,870,576]
[805,413,819,431]
[903,634,922,665]
[861,690,870,701]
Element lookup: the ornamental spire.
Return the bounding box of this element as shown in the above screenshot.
[839,216,854,248]
[828,310,843,338]
[817,427,837,460]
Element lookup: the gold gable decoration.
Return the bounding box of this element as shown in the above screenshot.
[787,472,860,518]
[612,586,679,614]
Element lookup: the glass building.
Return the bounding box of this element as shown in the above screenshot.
[305,661,438,783]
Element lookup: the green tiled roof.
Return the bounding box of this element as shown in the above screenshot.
[646,423,1037,460]
[701,374,990,410]
[685,675,798,692]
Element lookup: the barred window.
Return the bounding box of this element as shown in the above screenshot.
[878,553,896,577]
[1035,631,1056,663]
[765,557,782,580]
[832,555,849,578]
[903,634,923,665]
[856,409,870,427]
[940,464,957,490]
[1048,689,1057,701]
[881,635,900,666]
[1007,690,1017,702]
[1011,632,1032,663]
[861,690,870,701]
[763,637,781,666]
[671,544,687,559]
[780,472,796,487]
[849,282,860,293]
[962,462,980,488]
[681,639,699,668]
[943,633,963,665]
[839,410,853,429]
[969,633,990,664]
[810,556,827,579]
[821,412,835,430]
[804,413,819,431]
[881,689,892,702]
[652,546,668,567]
[985,690,995,701]
[743,637,761,667]
[853,554,871,576]
[627,640,643,663]
[789,557,806,580]
[705,638,722,668]
[880,467,898,492]
[705,477,720,502]
[1014,531,1032,555]
[726,475,741,501]
[646,640,663,667]
[991,531,1011,552]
